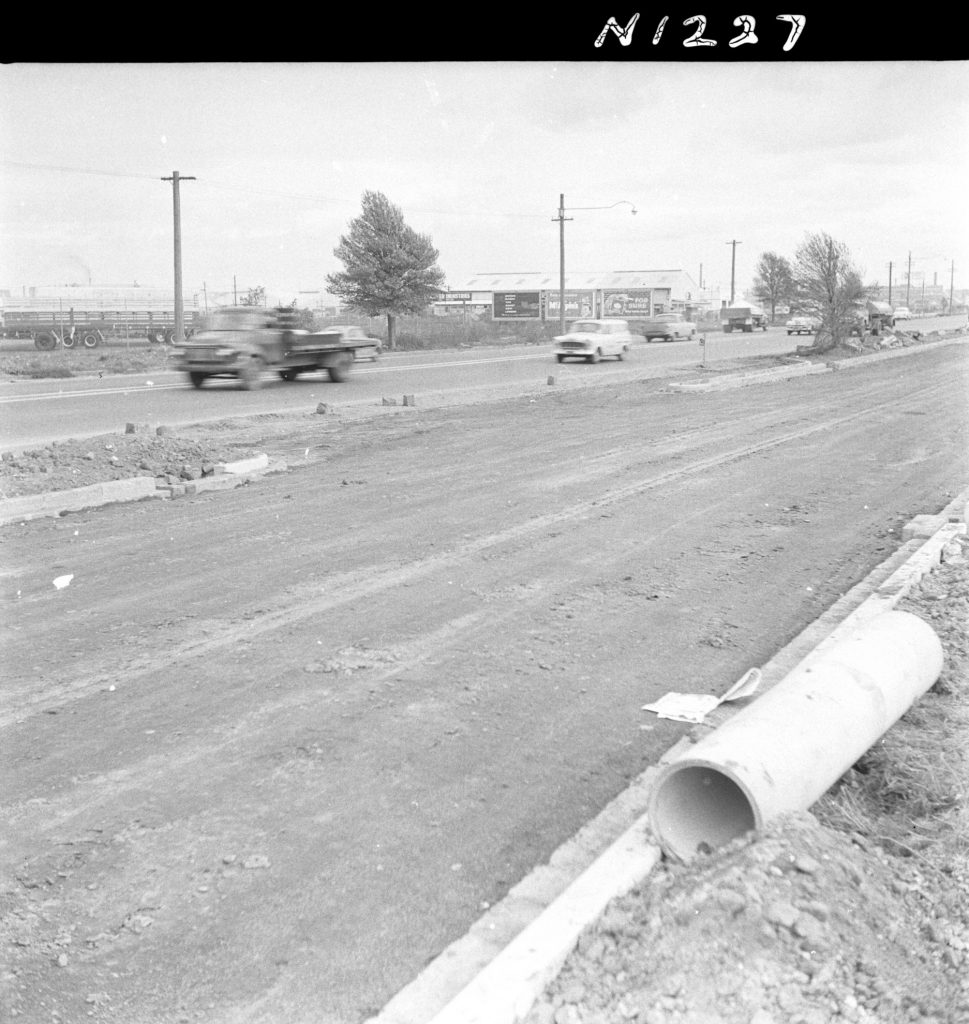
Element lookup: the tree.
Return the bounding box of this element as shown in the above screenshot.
[793,232,867,353]
[240,286,266,307]
[326,191,445,350]
[752,252,794,322]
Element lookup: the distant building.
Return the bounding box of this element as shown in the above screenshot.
[432,269,705,322]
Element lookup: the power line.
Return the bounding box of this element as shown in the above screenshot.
[2,158,548,220]
[1,159,158,181]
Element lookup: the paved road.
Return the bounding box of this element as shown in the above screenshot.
[0,329,803,452]
[2,340,967,1023]
[3,317,961,454]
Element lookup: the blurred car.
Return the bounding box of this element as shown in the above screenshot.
[641,312,698,342]
[893,306,913,320]
[553,319,637,363]
[785,315,820,335]
[315,324,382,360]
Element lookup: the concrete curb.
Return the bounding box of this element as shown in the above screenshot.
[668,335,967,393]
[0,476,160,526]
[0,455,281,526]
[368,484,969,1024]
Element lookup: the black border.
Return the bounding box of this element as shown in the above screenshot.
[4,6,969,63]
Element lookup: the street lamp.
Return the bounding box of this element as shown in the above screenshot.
[553,195,637,335]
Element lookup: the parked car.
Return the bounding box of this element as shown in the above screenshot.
[641,312,698,342]
[552,319,638,363]
[893,306,913,320]
[785,315,820,335]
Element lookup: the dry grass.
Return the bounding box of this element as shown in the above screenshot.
[0,345,178,378]
[815,680,969,860]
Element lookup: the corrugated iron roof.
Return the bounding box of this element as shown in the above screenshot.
[459,270,698,292]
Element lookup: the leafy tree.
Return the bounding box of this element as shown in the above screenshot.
[752,252,794,321]
[278,300,317,331]
[793,232,867,353]
[240,286,266,307]
[326,191,445,350]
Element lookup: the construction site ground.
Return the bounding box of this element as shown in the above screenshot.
[1,338,967,1024]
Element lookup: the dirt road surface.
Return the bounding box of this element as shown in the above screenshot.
[2,343,967,1023]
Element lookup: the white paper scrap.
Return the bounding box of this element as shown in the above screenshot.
[642,667,762,724]
[52,574,74,590]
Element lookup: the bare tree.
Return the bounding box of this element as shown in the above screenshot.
[752,252,794,322]
[793,232,867,353]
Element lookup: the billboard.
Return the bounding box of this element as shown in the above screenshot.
[601,289,653,317]
[493,291,541,319]
[544,290,596,320]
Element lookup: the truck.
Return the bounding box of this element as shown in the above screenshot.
[720,304,769,333]
[0,295,200,350]
[173,307,382,390]
[847,300,896,336]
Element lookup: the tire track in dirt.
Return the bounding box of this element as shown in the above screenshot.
[2,378,950,727]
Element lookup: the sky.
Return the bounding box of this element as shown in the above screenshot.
[2,61,967,308]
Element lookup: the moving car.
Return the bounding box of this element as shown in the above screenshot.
[893,306,913,320]
[785,315,820,335]
[641,312,698,342]
[552,319,637,363]
[316,324,383,360]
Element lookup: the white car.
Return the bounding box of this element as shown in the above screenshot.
[893,307,913,320]
[553,319,638,363]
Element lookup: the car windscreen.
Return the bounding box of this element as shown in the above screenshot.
[572,322,601,333]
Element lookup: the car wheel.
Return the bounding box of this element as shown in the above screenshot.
[616,349,624,361]
[279,368,299,381]
[587,349,600,364]
[189,372,207,389]
[327,352,354,383]
[555,354,565,363]
[82,332,100,348]
[239,355,266,390]
[62,333,78,349]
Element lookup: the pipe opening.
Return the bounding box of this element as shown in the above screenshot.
[650,764,758,862]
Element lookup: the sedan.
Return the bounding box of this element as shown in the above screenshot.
[893,307,913,320]
[553,319,638,363]
[785,316,820,335]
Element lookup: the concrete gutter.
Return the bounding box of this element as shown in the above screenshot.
[367,484,969,1024]
[0,453,281,526]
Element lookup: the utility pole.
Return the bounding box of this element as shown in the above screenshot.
[553,194,573,335]
[906,251,912,308]
[162,171,196,344]
[949,260,955,317]
[887,261,893,306]
[699,263,703,289]
[726,240,741,304]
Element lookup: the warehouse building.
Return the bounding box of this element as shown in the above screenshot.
[432,269,705,321]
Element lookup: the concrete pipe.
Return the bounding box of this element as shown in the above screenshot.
[648,610,943,861]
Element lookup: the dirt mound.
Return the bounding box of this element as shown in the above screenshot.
[0,430,260,499]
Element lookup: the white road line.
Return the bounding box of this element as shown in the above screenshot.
[0,353,549,403]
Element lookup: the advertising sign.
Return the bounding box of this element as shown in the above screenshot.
[544,290,596,320]
[437,291,473,302]
[493,291,541,319]
[601,289,653,318]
